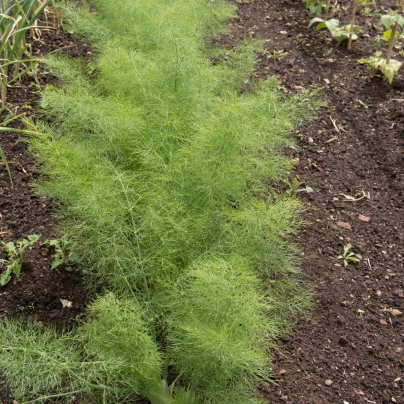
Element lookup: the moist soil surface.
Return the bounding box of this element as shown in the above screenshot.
[1,1,403,403]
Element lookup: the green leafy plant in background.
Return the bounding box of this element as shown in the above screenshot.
[358,2,404,83]
[0,234,40,285]
[309,17,360,45]
[0,0,317,402]
[304,0,328,16]
[0,0,50,108]
[308,0,385,49]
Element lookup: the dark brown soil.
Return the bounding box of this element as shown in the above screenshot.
[218,1,403,403]
[1,1,403,403]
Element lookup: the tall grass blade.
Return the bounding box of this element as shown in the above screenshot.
[0,142,13,186]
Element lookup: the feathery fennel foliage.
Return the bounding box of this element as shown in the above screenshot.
[0,0,318,402]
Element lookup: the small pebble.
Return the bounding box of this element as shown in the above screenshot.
[325,379,333,386]
[380,319,387,326]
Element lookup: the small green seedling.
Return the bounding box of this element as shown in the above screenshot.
[283,177,303,196]
[41,238,80,269]
[298,185,314,193]
[267,49,288,61]
[0,234,40,285]
[338,244,361,267]
[358,99,373,108]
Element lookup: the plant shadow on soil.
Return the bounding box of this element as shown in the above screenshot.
[0,0,403,403]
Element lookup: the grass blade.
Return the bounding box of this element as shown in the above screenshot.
[0,142,13,187]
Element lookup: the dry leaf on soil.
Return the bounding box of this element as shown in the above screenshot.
[387,308,402,316]
[60,299,73,308]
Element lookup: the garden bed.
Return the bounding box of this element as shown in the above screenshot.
[0,0,403,403]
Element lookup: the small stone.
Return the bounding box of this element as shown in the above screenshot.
[279,369,287,375]
[337,221,352,230]
[281,396,288,401]
[376,290,382,297]
[325,379,333,386]
[391,397,397,403]
[358,214,370,222]
[36,321,44,328]
[379,319,387,326]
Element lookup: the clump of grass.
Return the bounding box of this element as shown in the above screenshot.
[0,0,318,402]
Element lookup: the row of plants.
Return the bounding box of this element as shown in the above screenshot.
[0,0,318,402]
[0,0,52,187]
[304,0,404,83]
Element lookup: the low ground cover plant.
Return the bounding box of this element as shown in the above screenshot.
[0,0,318,402]
[41,237,80,269]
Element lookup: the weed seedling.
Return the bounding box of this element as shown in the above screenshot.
[267,49,288,61]
[283,177,303,196]
[41,238,80,269]
[0,234,40,285]
[338,243,361,267]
